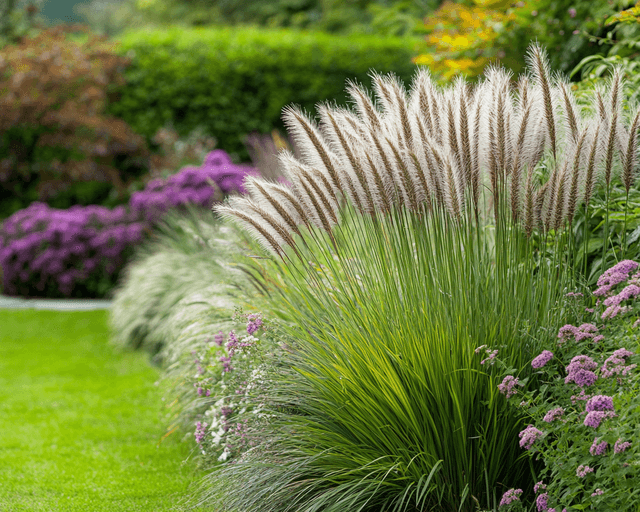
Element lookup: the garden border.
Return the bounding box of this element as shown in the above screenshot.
[0,294,111,310]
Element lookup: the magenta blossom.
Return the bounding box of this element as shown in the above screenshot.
[590,438,608,456]
[519,425,543,450]
[585,395,614,412]
[576,465,594,477]
[499,488,523,507]
[614,439,631,453]
[532,350,553,368]
[543,407,564,423]
[498,375,519,398]
[584,410,616,428]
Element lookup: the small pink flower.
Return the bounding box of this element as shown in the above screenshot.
[568,7,577,17]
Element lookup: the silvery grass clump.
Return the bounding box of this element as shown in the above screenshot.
[109,206,249,359]
[200,42,640,512]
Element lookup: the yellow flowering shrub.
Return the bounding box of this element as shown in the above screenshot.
[414,0,532,82]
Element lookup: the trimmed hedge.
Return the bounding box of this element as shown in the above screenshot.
[102,25,420,160]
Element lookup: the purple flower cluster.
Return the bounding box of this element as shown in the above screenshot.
[589,437,608,456]
[246,313,263,335]
[583,410,616,428]
[1,149,258,298]
[576,464,594,477]
[130,150,257,224]
[536,492,549,511]
[0,202,145,297]
[584,395,614,413]
[498,375,519,398]
[594,260,639,297]
[195,421,208,444]
[499,488,523,507]
[519,424,543,450]
[600,348,636,378]
[543,407,564,423]
[557,323,601,344]
[532,350,554,368]
[614,439,631,453]
[564,355,598,388]
[534,481,547,493]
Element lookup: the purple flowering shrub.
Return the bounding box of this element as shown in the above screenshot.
[489,260,640,511]
[129,149,257,225]
[0,149,258,298]
[187,309,285,464]
[0,201,147,298]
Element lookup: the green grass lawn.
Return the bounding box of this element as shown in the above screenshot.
[0,309,204,512]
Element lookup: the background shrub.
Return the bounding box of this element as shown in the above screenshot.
[0,24,155,219]
[100,25,420,160]
[129,149,256,224]
[0,149,255,298]
[0,202,148,298]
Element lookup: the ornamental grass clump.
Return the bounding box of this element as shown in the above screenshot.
[495,260,640,511]
[205,43,639,511]
[109,207,250,356]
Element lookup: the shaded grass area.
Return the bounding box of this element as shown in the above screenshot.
[0,309,204,511]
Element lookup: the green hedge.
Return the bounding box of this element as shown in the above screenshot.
[104,25,420,160]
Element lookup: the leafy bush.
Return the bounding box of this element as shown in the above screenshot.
[102,25,420,160]
[495,260,640,511]
[414,0,618,82]
[0,202,147,298]
[571,1,640,106]
[0,23,153,218]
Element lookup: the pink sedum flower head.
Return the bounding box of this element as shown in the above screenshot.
[543,407,564,423]
[498,375,519,398]
[534,481,547,493]
[536,492,549,511]
[499,488,523,507]
[585,395,614,412]
[584,410,615,428]
[519,425,543,450]
[589,438,608,456]
[532,350,553,368]
[576,465,594,477]
[591,489,604,497]
[614,439,631,453]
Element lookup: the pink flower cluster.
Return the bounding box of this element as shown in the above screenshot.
[585,395,614,412]
[557,323,602,344]
[543,407,564,423]
[564,355,598,388]
[576,464,594,477]
[519,424,543,450]
[583,410,616,428]
[195,421,208,444]
[499,488,523,507]
[534,481,547,493]
[246,313,263,335]
[532,350,554,368]
[614,439,631,453]
[594,260,638,297]
[600,348,636,378]
[498,375,519,398]
[589,437,608,455]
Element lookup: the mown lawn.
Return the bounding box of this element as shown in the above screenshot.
[0,309,204,512]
